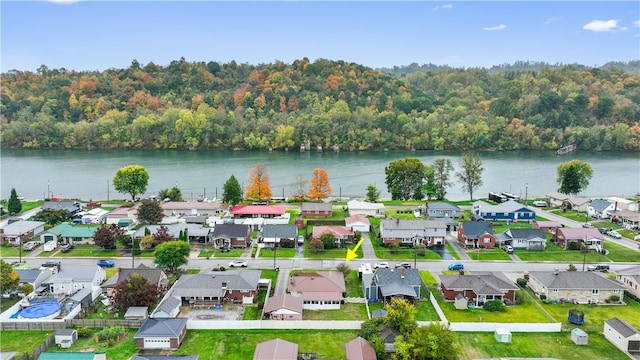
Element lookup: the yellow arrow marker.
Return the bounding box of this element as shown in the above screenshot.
[346,237,365,262]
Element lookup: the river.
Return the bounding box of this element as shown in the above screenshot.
[1,149,638,202]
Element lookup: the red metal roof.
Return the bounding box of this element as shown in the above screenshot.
[231,205,287,215]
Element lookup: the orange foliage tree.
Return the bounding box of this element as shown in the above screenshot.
[308,168,331,201]
[245,163,273,201]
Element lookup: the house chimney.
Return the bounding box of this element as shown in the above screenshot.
[221,281,227,290]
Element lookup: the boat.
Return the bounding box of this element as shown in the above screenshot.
[556,144,576,155]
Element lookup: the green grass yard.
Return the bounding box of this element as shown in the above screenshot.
[302,303,368,320]
[258,248,297,258]
[467,247,512,261]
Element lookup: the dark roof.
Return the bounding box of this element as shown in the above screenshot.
[374,268,421,297]
[211,224,250,238]
[506,228,545,240]
[426,202,460,211]
[440,272,518,296]
[529,271,624,290]
[590,199,612,212]
[55,328,76,336]
[371,309,387,318]
[460,221,494,237]
[605,317,639,338]
[171,270,261,298]
[68,288,92,303]
[102,266,167,289]
[152,296,181,316]
[261,224,298,238]
[134,317,188,338]
[42,200,81,213]
[380,326,400,343]
[16,269,42,283]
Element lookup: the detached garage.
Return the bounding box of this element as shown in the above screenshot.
[134,317,188,350]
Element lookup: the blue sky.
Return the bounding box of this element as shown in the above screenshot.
[1,1,638,72]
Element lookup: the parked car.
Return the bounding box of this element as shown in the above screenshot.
[229,260,248,268]
[297,235,305,245]
[502,245,514,254]
[373,262,389,269]
[60,243,74,253]
[587,264,610,272]
[532,200,548,207]
[606,230,622,239]
[448,262,464,271]
[597,227,608,234]
[395,262,412,269]
[40,260,61,270]
[582,223,594,228]
[22,241,39,251]
[97,259,115,267]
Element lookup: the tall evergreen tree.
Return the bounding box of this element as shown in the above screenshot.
[222,175,242,205]
[7,188,22,215]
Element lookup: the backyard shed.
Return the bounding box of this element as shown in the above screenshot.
[571,328,588,345]
[454,293,468,310]
[494,328,512,343]
[54,328,78,348]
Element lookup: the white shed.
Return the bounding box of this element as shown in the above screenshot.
[55,328,77,348]
[494,328,512,343]
[43,239,58,252]
[571,328,588,345]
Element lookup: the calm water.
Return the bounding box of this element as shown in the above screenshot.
[1,149,638,202]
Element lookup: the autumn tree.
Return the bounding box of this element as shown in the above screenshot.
[557,160,593,195]
[137,199,164,225]
[455,152,484,201]
[365,184,380,202]
[308,168,332,201]
[309,238,324,253]
[152,225,173,246]
[385,298,417,335]
[7,188,22,215]
[290,175,307,201]
[222,175,242,205]
[0,260,19,295]
[111,274,161,312]
[113,165,149,201]
[154,241,190,274]
[431,158,454,200]
[157,186,183,202]
[245,163,272,201]
[385,158,426,200]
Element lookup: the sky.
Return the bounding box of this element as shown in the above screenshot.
[1,1,639,73]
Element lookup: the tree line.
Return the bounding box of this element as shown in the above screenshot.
[1,58,639,151]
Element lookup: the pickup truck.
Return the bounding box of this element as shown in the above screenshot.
[587,264,610,272]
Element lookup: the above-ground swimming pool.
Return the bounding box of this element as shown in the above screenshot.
[17,302,61,319]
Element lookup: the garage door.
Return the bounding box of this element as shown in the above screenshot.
[144,338,171,349]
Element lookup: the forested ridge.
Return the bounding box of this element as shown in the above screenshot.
[1,58,639,151]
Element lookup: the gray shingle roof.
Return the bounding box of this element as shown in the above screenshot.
[605,317,639,338]
[16,269,42,284]
[616,265,640,275]
[529,271,624,290]
[460,221,494,237]
[590,199,612,212]
[44,265,101,283]
[261,224,298,238]
[440,272,518,296]
[300,202,332,211]
[506,228,545,240]
[380,219,429,231]
[211,224,249,238]
[134,317,188,338]
[102,266,167,289]
[426,202,461,211]
[171,270,261,298]
[153,296,181,316]
[374,268,421,297]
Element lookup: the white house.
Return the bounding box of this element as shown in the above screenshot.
[0,220,46,245]
[345,215,371,233]
[347,200,385,218]
[587,199,616,219]
[79,208,109,224]
[607,197,638,212]
[42,264,106,300]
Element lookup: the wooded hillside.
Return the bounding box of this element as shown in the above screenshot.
[1,58,639,151]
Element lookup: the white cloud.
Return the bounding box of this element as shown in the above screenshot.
[544,17,560,25]
[433,4,453,11]
[483,24,507,31]
[583,19,619,32]
[634,20,640,27]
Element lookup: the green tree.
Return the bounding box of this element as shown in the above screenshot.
[393,323,460,360]
[154,240,190,274]
[111,274,161,312]
[556,160,593,195]
[158,186,184,202]
[385,158,426,200]
[0,260,20,294]
[431,158,454,200]
[385,298,417,335]
[421,166,437,200]
[455,152,484,201]
[365,184,380,202]
[7,188,22,215]
[137,199,164,225]
[320,232,337,249]
[113,165,149,201]
[93,225,120,249]
[309,238,324,253]
[222,175,242,205]
[33,208,69,225]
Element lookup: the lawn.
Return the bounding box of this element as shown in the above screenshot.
[174,329,360,360]
[0,245,37,257]
[344,270,363,297]
[258,248,297,258]
[516,240,609,263]
[304,246,363,259]
[55,244,120,257]
[0,296,21,313]
[371,239,441,260]
[0,331,53,356]
[243,305,261,320]
[602,241,640,262]
[446,241,461,260]
[467,248,512,261]
[548,209,588,223]
[45,329,138,360]
[302,302,368,320]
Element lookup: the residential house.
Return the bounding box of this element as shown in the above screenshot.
[74,208,109,224]
[471,200,535,222]
[102,264,168,298]
[16,269,52,294]
[616,209,640,230]
[607,196,638,212]
[253,339,298,360]
[545,192,591,212]
[603,317,640,356]
[132,224,212,244]
[134,317,188,350]
[532,220,564,235]
[105,204,139,227]
[588,199,615,219]
[168,270,261,306]
[497,228,546,250]
[263,294,303,320]
[42,200,82,217]
[345,336,377,360]
[260,224,298,248]
[616,265,640,299]
[457,221,496,248]
[211,224,250,248]
[347,200,385,218]
[440,272,518,307]
[230,205,287,219]
[300,202,332,218]
[528,271,625,304]
[39,223,99,245]
[0,220,45,245]
[345,215,371,233]
[379,219,446,246]
[424,202,461,218]
[289,272,345,310]
[161,201,228,218]
[555,227,604,251]
[151,296,181,318]
[312,226,354,248]
[362,268,422,305]
[42,264,106,300]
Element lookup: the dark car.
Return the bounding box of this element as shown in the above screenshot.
[60,243,74,253]
[40,260,61,270]
[597,227,608,234]
[395,262,412,269]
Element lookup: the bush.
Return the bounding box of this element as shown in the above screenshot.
[77,327,93,338]
[414,245,426,257]
[515,290,525,305]
[516,278,527,287]
[608,295,620,303]
[95,326,126,341]
[483,299,507,312]
[540,294,547,301]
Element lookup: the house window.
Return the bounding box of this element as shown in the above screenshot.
[612,290,619,293]
[483,238,490,243]
[553,289,558,293]
[592,289,599,295]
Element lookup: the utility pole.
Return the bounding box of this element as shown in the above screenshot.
[273,233,278,271]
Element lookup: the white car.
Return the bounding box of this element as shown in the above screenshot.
[532,200,548,207]
[23,241,39,251]
[229,260,248,268]
[373,262,389,269]
[606,230,622,239]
